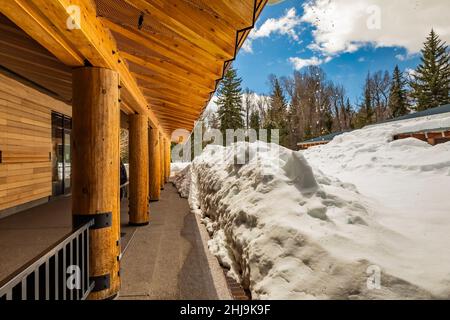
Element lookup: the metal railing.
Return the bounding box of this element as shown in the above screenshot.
[0,220,94,300]
[120,181,129,200]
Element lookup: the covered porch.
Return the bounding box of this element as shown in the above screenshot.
[0,0,267,299]
[0,183,230,299]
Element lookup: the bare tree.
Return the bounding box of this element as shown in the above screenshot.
[243,88,254,130]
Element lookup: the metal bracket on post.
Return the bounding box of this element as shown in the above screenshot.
[90,274,110,292]
[73,212,112,230]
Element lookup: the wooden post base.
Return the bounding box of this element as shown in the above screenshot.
[72,67,121,300]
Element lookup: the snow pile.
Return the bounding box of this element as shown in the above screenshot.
[172,164,191,198]
[301,113,450,299]
[170,162,190,177]
[172,113,450,300]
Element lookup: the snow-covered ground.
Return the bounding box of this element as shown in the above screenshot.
[170,162,190,176]
[172,113,450,300]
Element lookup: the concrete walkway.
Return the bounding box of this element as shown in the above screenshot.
[119,184,227,300]
[0,184,229,300]
[0,195,136,282]
[0,196,72,280]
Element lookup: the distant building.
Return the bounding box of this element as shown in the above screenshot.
[297,131,349,150]
[298,104,450,150]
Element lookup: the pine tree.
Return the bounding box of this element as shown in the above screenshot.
[249,110,260,130]
[345,98,354,129]
[217,67,244,134]
[362,73,374,125]
[388,65,409,118]
[411,29,450,111]
[265,76,289,146]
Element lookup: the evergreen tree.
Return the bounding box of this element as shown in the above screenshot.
[388,65,409,118]
[345,99,354,129]
[265,76,289,146]
[249,110,260,130]
[361,73,374,125]
[323,109,334,134]
[217,67,244,134]
[411,29,450,111]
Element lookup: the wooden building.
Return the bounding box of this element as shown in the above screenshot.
[0,0,268,300]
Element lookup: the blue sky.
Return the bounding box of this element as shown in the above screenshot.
[231,0,449,105]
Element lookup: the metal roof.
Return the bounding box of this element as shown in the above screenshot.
[298,104,450,145]
[377,103,450,124]
[298,131,349,144]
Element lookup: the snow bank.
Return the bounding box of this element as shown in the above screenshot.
[302,112,450,299]
[170,162,190,177]
[172,112,450,300]
[172,164,191,198]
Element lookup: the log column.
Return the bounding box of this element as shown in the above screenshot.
[167,138,171,178]
[148,127,161,201]
[159,132,165,189]
[129,114,149,225]
[164,137,171,182]
[72,67,120,300]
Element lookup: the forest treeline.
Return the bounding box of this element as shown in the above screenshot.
[200,30,450,149]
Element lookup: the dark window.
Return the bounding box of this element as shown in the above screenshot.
[51,112,72,196]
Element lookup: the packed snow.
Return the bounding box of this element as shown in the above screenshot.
[170,161,190,176]
[172,113,450,300]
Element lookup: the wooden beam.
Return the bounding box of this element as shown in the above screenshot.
[122,51,215,90]
[148,99,205,115]
[133,72,212,97]
[154,108,200,119]
[1,0,84,66]
[0,23,70,63]
[100,17,222,79]
[0,48,71,79]
[157,117,196,127]
[137,80,210,101]
[2,0,168,138]
[203,1,254,30]
[123,0,235,60]
[120,101,135,115]
[152,108,200,121]
[142,88,208,107]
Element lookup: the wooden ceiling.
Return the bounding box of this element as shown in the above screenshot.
[0,0,267,138]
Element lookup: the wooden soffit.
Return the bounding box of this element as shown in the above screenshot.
[0,0,268,137]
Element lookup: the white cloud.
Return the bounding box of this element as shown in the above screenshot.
[241,40,253,54]
[289,56,324,70]
[301,0,450,56]
[395,52,419,61]
[251,7,301,40]
[243,7,302,53]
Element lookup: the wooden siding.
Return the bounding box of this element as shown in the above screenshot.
[0,72,71,211]
[394,129,450,146]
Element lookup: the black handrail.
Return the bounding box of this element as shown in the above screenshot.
[0,220,94,300]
